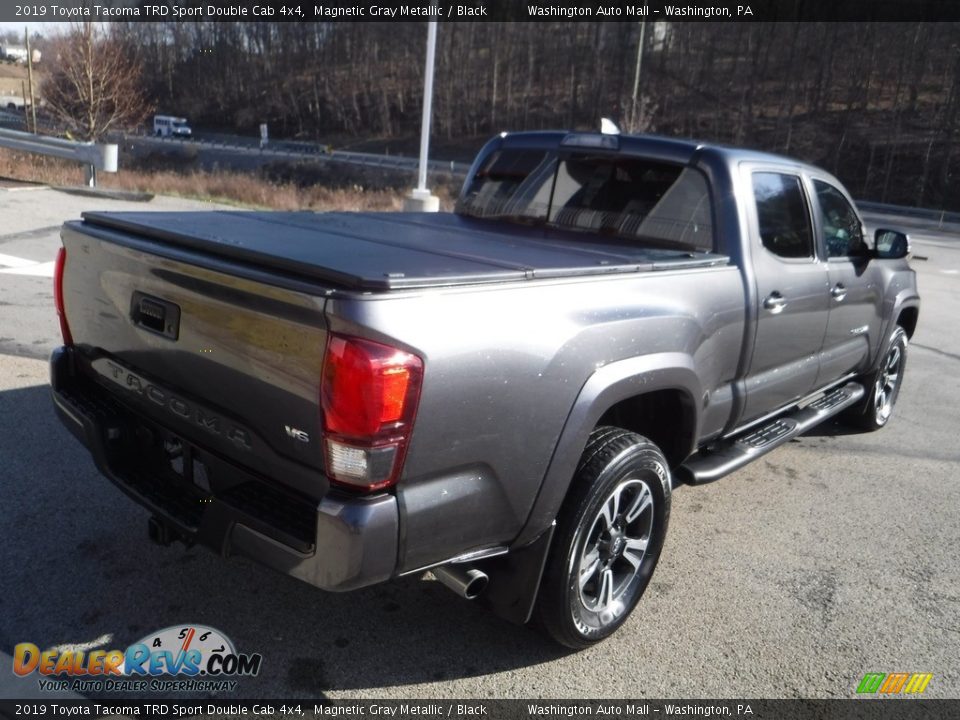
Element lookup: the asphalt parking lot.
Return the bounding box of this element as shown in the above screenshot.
[0,186,958,700]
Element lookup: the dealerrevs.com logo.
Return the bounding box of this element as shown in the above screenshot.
[12,625,262,693]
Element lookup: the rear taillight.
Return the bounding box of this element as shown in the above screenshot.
[321,333,423,492]
[53,247,73,346]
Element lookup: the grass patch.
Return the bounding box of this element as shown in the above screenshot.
[0,148,457,212]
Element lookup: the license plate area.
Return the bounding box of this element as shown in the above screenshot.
[127,420,316,551]
[162,434,212,494]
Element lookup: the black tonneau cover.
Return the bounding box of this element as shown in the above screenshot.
[81,211,728,291]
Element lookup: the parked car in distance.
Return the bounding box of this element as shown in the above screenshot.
[153,115,192,138]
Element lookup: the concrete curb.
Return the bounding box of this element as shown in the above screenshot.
[51,186,155,202]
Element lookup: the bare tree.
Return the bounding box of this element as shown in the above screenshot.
[108,20,958,210]
[41,23,152,141]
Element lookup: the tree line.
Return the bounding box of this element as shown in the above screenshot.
[48,21,960,210]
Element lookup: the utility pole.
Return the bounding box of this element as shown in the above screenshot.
[404,14,440,212]
[25,29,37,134]
[629,21,646,133]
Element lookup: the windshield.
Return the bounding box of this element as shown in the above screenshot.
[456,149,715,252]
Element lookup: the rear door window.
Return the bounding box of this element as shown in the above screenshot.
[752,172,814,259]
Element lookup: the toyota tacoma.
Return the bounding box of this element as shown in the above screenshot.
[50,131,919,648]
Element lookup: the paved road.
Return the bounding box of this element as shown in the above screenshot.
[0,185,958,701]
[119,134,468,179]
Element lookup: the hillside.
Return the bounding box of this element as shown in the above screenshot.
[108,21,958,212]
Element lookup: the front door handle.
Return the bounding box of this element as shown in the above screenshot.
[763,292,787,314]
[831,283,847,301]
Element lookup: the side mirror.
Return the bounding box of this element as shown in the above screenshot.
[874,229,910,259]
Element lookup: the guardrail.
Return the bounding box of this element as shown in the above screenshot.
[857,200,960,229]
[331,148,469,176]
[134,132,470,177]
[0,127,117,186]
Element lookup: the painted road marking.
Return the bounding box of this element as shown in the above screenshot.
[0,261,54,277]
[53,633,114,654]
[0,252,55,278]
[0,252,40,268]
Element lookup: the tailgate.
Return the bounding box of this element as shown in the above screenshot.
[60,221,330,500]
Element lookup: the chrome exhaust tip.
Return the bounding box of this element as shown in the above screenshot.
[433,565,489,600]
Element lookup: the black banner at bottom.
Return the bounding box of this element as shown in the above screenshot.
[0,700,956,720]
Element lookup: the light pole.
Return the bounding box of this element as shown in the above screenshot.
[404,17,440,212]
[629,21,646,133]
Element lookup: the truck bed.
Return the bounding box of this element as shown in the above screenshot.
[80,211,729,291]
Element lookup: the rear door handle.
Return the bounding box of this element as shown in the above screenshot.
[831,284,847,301]
[763,292,787,314]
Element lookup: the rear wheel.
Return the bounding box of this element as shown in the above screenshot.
[844,326,908,431]
[535,427,670,649]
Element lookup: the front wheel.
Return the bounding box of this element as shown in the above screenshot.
[535,427,671,649]
[844,325,908,431]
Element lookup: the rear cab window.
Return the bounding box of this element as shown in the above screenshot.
[457,148,715,252]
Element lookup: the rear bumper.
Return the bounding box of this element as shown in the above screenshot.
[50,346,398,592]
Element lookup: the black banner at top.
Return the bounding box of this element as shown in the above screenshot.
[5,0,960,23]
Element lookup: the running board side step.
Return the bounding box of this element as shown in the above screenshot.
[675,382,865,485]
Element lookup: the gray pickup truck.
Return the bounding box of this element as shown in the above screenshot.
[51,131,919,648]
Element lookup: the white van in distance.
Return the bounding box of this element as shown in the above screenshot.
[153,115,192,138]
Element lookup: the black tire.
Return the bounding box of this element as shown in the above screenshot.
[844,326,908,431]
[535,427,671,649]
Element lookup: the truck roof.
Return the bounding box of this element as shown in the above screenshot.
[490,130,830,177]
